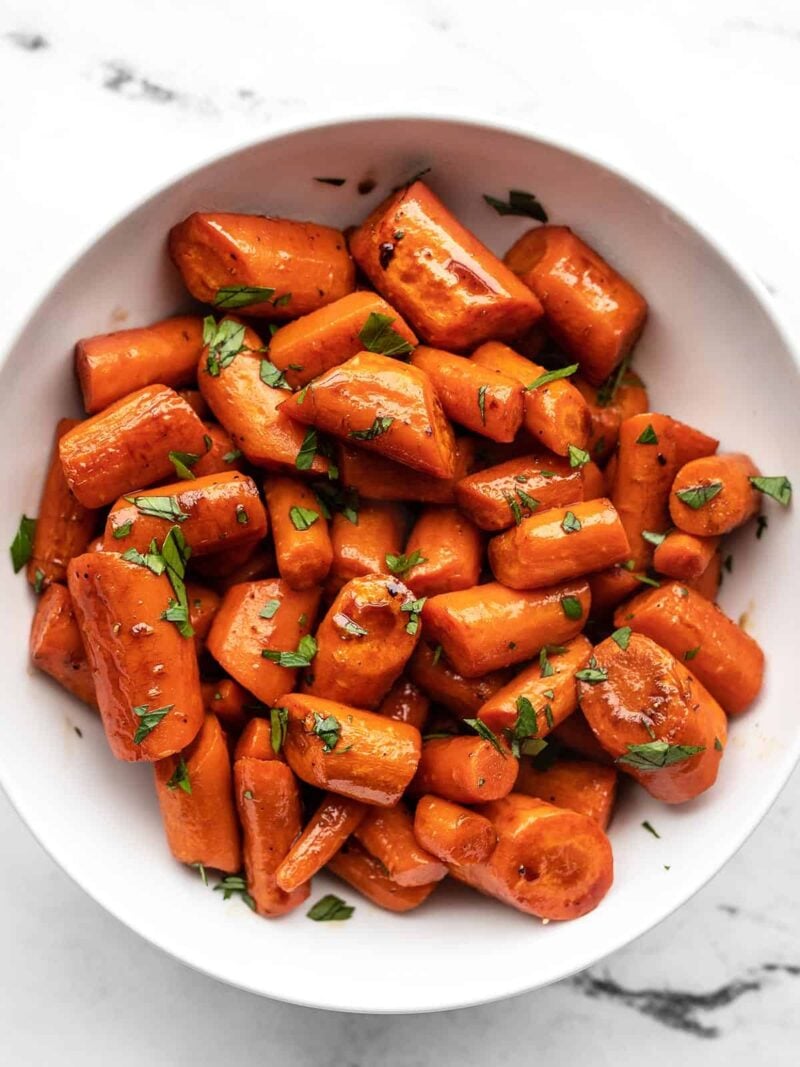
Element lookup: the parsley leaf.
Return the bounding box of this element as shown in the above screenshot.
[358,312,414,356]
[595,354,631,408]
[611,626,632,650]
[477,385,488,424]
[295,428,319,471]
[750,475,792,506]
[112,520,133,540]
[636,424,659,445]
[121,544,166,576]
[568,444,590,469]
[270,706,289,754]
[575,657,608,684]
[168,451,200,480]
[675,482,723,509]
[289,506,320,531]
[214,873,256,910]
[400,596,426,636]
[385,549,427,576]
[617,740,705,771]
[333,612,369,637]
[33,568,45,594]
[312,712,341,752]
[684,646,700,661]
[133,703,173,744]
[160,526,194,638]
[516,487,539,513]
[560,595,583,620]
[262,634,318,668]
[260,599,281,619]
[463,717,507,756]
[527,363,579,390]
[10,514,36,572]
[641,529,668,546]
[236,504,249,525]
[483,189,548,222]
[307,893,354,921]
[432,644,443,666]
[203,316,247,375]
[561,510,582,534]
[503,492,524,526]
[166,757,192,794]
[124,494,189,523]
[213,286,275,309]
[348,416,394,441]
[260,359,291,390]
[642,820,660,838]
[508,695,538,757]
[223,449,242,464]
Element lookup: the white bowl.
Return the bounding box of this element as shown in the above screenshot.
[1,117,798,1014]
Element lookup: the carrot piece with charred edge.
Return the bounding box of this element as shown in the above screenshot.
[450,794,614,920]
[234,757,309,916]
[477,634,592,737]
[402,507,483,598]
[504,225,648,385]
[422,579,591,678]
[154,714,241,872]
[408,643,512,718]
[410,346,523,443]
[264,476,333,591]
[413,796,498,866]
[669,453,762,537]
[550,710,615,765]
[515,759,618,830]
[327,840,439,913]
[454,452,582,532]
[59,385,208,509]
[28,419,98,589]
[206,579,321,706]
[616,580,764,715]
[281,693,421,806]
[269,291,417,388]
[653,531,720,581]
[76,316,205,414]
[169,212,355,319]
[192,422,246,477]
[337,438,476,504]
[378,676,431,731]
[281,351,457,479]
[410,735,519,804]
[488,498,630,590]
[29,583,97,707]
[187,581,220,654]
[197,318,329,475]
[578,632,727,804]
[201,679,250,733]
[355,803,447,887]
[276,794,368,893]
[574,371,649,463]
[350,180,542,351]
[104,471,267,556]
[303,574,419,709]
[471,341,591,456]
[234,717,284,762]
[329,502,405,585]
[66,552,204,761]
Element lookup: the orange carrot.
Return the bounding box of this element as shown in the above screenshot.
[234,717,283,762]
[276,793,367,893]
[413,795,498,865]
[29,583,97,707]
[588,565,642,618]
[327,840,438,913]
[192,421,246,477]
[455,453,582,532]
[329,502,405,585]
[355,803,447,886]
[652,530,720,581]
[687,549,721,601]
[187,581,220,653]
[177,389,210,419]
[550,710,615,765]
[581,460,607,500]
[408,643,512,718]
[201,679,250,733]
[574,370,649,463]
[401,506,483,598]
[378,676,431,731]
[669,453,761,536]
[264,476,333,590]
[410,735,519,804]
[515,758,618,829]
[337,437,476,504]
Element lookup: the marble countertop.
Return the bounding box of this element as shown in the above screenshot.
[1,0,799,1062]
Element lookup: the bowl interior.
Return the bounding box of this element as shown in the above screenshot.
[0,117,797,1013]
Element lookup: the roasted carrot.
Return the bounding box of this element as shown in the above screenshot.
[652,530,720,581]
[413,795,498,865]
[581,460,607,500]
[578,632,727,803]
[210,547,279,592]
[488,498,630,589]
[450,794,614,920]
[355,802,447,887]
[169,212,355,318]
[234,716,283,761]
[401,506,483,598]
[588,565,642,618]
[281,693,421,806]
[234,757,309,916]
[515,758,618,829]
[59,385,208,509]
[350,180,542,350]
[187,581,220,653]
[574,370,649,463]
[408,643,511,717]
[327,840,438,913]
[75,315,205,414]
[268,291,417,388]
[618,579,764,715]
[264,476,333,590]
[688,549,722,601]
[669,453,761,536]
[201,678,250,733]
[410,735,518,804]
[504,225,648,385]
[337,437,476,504]
[329,502,405,585]
[206,579,320,705]
[422,579,591,677]
[276,793,367,893]
[27,419,98,589]
[154,713,241,872]
[454,453,582,532]
[281,351,457,479]
[67,551,204,761]
[177,389,210,419]
[192,421,246,477]
[378,676,431,731]
[29,582,97,707]
[550,710,615,765]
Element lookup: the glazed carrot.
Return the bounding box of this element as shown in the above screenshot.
[192,421,246,477]
[169,212,355,319]
[186,581,220,653]
[281,693,421,806]
[177,389,210,419]
[201,678,250,733]
[413,796,498,866]
[652,530,720,581]
[327,840,438,913]
[234,758,309,916]
[454,453,582,532]
[268,291,417,388]
[504,225,648,384]
[581,460,607,500]
[488,498,630,590]
[617,580,764,715]
[154,713,241,872]
[276,794,367,892]
[550,710,615,765]
[410,735,518,804]
[477,634,592,737]
[281,351,457,479]
[574,370,649,463]
[29,582,97,707]
[515,759,618,830]
[401,506,483,598]
[197,318,329,475]
[378,676,431,731]
[450,794,614,920]
[59,385,208,509]
[27,419,98,589]
[471,341,591,455]
[423,579,591,677]
[86,536,104,553]
[338,437,476,504]
[355,803,447,887]
[104,472,267,556]
[688,549,721,601]
[578,632,727,804]
[234,716,283,761]
[350,180,542,350]
[588,565,642,618]
[330,502,405,585]
[410,346,523,442]
[75,316,205,413]
[408,643,511,717]
[303,574,419,708]
[669,454,761,536]
[66,551,204,761]
[264,476,333,590]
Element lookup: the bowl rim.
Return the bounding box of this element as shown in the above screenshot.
[2,111,799,1014]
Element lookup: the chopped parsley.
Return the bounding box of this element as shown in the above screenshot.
[611,626,632,650]
[560,595,583,620]
[289,506,320,531]
[401,596,426,636]
[166,757,192,794]
[636,424,659,445]
[561,510,582,534]
[477,385,488,424]
[132,703,173,744]
[568,444,590,468]
[270,707,289,754]
[385,549,426,576]
[203,316,247,375]
[124,494,189,523]
[483,189,548,222]
[262,634,318,668]
[168,450,200,480]
[348,416,394,441]
[527,364,579,390]
[675,482,723,509]
[312,712,341,752]
[307,893,354,921]
[358,312,414,356]
[749,475,792,506]
[463,718,506,756]
[10,514,36,572]
[617,741,705,771]
[575,657,607,684]
[213,286,275,309]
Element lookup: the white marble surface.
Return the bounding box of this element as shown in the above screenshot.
[1,0,799,1061]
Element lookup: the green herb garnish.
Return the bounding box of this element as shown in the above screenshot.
[385,549,426,577]
[203,316,247,375]
[260,599,281,619]
[166,757,192,794]
[213,286,275,310]
[568,444,591,468]
[617,741,705,771]
[636,424,659,445]
[358,312,414,356]
[611,626,632,650]
[133,703,173,744]
[290,506,320,531]
[262,634,318,668]
[561,510,582,534]
[124,494,189,523]
[483,189,548,222]
[401,596,426,636]
[348,416,394,441]
[270,707,289,754]
[463,718,506,756]
[575,657,608,684]
[307,893,354,921]
[749,475,792,506]
[675,482,723,509]
[527,364,579,389]
[10,514,36,572]
[560,595,583,620]
[312,712,341,753]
